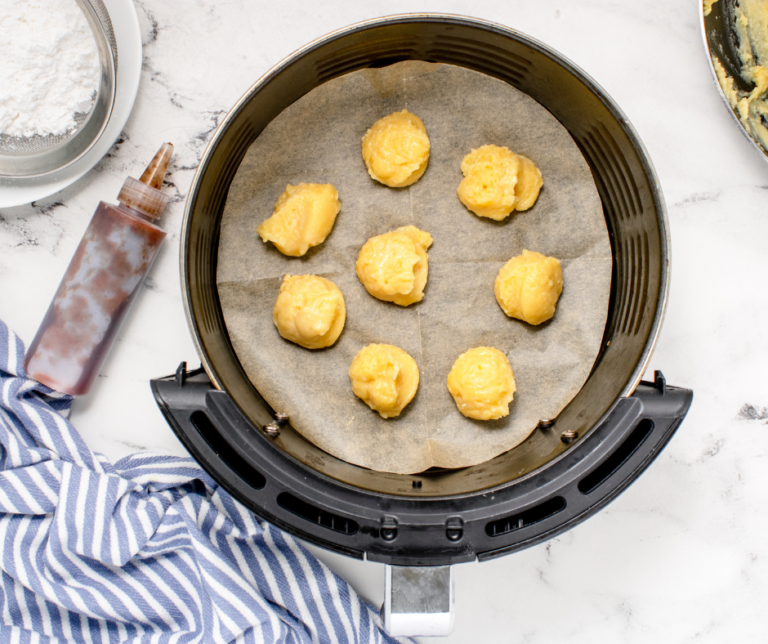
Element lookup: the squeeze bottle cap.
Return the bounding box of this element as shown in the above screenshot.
[117,143,174,219]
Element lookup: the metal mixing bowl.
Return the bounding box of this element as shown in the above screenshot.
[701,0,768,161]
[0,0,117,178]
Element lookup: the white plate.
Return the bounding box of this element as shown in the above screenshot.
[0,0,142,208]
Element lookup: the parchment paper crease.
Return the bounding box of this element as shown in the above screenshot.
[217,61,611,474]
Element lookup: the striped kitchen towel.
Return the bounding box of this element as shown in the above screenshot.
[0,318,411,644]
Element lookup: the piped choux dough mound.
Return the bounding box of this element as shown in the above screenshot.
[273,275,346,349]
[257,183,341,257]
[362,110,431,187]
[447,347,516,421]
[349,344,419,418]
[458,145,519,220]
[457,144,543,220]
[356,225,433,306]
[495,250,563,326]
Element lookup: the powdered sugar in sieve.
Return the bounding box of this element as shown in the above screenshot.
[0,0,118,177]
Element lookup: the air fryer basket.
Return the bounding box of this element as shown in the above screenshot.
[153,15,692,566]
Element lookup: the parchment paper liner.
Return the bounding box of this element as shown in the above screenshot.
[217,62,611,474]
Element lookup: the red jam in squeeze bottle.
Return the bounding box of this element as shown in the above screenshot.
[25,143,174,395]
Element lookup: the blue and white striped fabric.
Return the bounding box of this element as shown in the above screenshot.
[0,318,410,644]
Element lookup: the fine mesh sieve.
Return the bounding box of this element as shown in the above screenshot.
[0,0,117,178]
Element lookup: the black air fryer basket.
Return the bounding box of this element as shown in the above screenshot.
[152,15,692,567]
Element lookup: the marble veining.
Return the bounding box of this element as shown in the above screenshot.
[673,190,720,206]
[737,403,768,422]
[1,0,768,642]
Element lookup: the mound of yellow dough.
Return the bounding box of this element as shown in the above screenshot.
[356,225,433,306]
[257,183,340,257]
[447,347,516,421]
[457,144,543,220]
[495,250,563,325]
[273,275,346,349]
[361,110,431,187]
[349,344,419,418]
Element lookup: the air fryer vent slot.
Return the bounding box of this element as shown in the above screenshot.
[422,50,526,86]
[580,123,652,339]
[313,34,534,89]
[582,124,643,221]
[277,493,359,535]
[424,36,531,86]
[485,496,566,537]
[620,233,649,336]
[319,48,419,80]
[195,127,252,333]
[578,419,654,495]
[613,232,650,337]
[431,35,532,74]
[189,411,266,489]
[194,229,219,335]
[314,40,420,82]
[598,123,643,216]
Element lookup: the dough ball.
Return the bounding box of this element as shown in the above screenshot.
[273,275,346,349]
[458,145,519,220]
[495,250,563,325]
[356,225,433,306]
[447,347,516,421]
[349,344,419,418]
[257,183,340,257]
[361,110,431,187]
[457,145,543,220]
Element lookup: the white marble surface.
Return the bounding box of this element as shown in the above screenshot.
[1,0,767,641]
